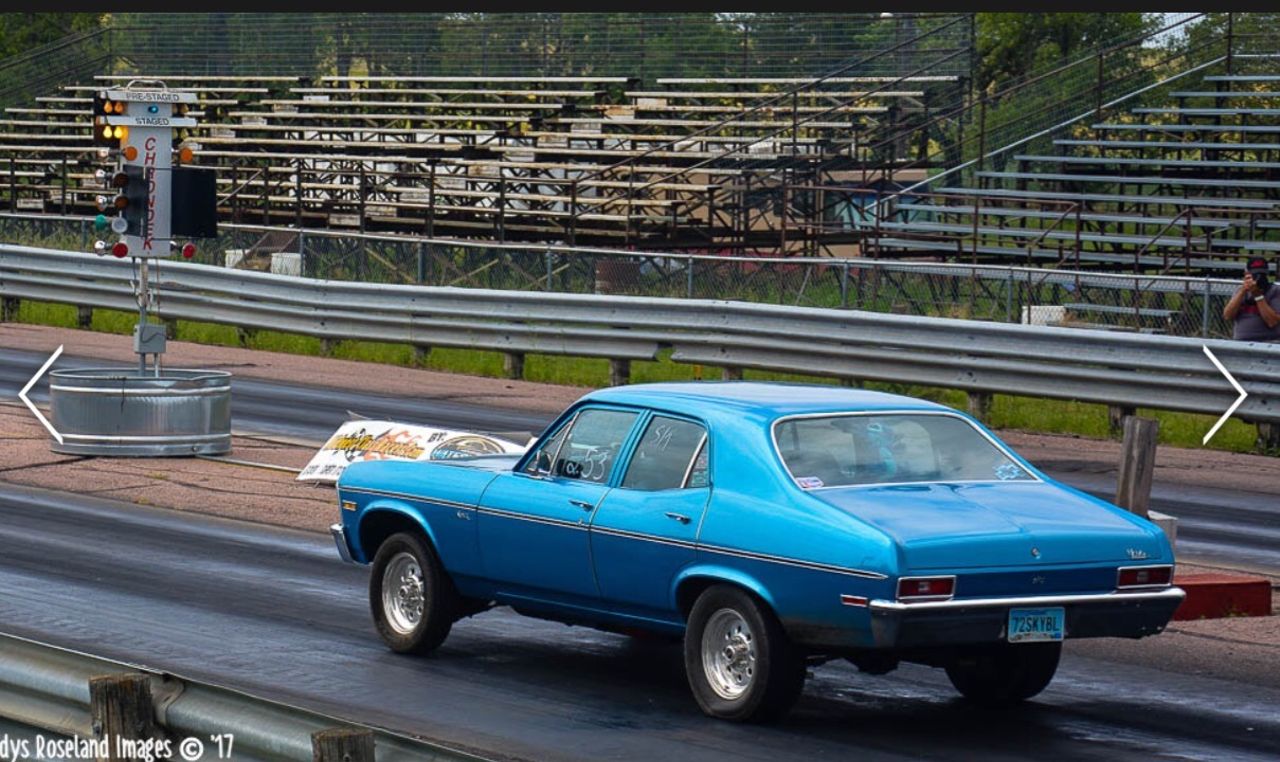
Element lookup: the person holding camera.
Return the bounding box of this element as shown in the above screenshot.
[1223,257,1280,342]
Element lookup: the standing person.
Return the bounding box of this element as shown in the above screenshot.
[1223,257,1280,342]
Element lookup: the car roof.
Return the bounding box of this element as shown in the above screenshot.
[581,381,951,423]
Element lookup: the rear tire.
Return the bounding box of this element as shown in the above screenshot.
[944,642,1061,706]
[369,532,458,654]
[684,585,806,722]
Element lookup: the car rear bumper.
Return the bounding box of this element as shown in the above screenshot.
[330,523,355,564]
[867,587,1185,648]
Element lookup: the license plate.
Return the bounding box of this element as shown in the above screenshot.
[1007,607,1065,643]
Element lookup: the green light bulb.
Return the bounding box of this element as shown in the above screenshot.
[94,214,109,231]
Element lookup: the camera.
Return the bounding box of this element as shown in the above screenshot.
[1246,258,1271,295]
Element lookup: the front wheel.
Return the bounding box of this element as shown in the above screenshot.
[369,532,458,654]
[944,642,1061,706]
[683,585,806,722]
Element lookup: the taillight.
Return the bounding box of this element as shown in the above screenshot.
[1117,565,1172,589]
[897,576,956,601]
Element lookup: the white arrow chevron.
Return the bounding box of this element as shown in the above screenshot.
[18,344,63,445]
[1201,345,1248,446]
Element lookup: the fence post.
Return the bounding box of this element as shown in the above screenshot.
[609,359,631,386]
[686,256,694,298]
[1202,279,1211,338]
[545,247,553,291]
[503,352,525,380]
[1115,415,1159,519]
[311,727,375,762]
[1107,405,1136,438]
[90,673,158,762]
[966,391,993,423]
[840,262,850,309]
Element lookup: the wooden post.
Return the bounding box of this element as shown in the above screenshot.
[89,673,158,762]
[1115,415,1159,519]
[503,352,525,380]
[77,306,94,329]
[311,727,375,762]
[163,317,179,340]
[966,391,993,423]
[1107,405,1135,438]
[1256,421,1280,453]
[609,358,631,387]
[412,345,431,367]
[1,297,19,322]
[721,366,743,381]
[320,337,337,357]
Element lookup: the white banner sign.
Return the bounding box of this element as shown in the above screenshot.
[298,420,529,483]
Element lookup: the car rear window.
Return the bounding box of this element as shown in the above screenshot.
[773,413,1033,489]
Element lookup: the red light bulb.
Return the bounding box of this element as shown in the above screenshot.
[111,241,129,258]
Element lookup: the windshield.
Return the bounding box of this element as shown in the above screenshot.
[773,413,1034,489]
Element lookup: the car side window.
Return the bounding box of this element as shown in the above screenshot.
[621,416,708,491]
[551,408,639,483]
[524,416,574,477]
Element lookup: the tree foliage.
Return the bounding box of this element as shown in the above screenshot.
[975,13,1156,94]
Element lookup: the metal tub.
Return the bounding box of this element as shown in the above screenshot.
[48,368,232,456]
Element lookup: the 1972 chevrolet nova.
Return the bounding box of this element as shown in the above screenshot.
[331,382,1184,721]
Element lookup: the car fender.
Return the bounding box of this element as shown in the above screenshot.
[354,499,437,562]
[671,562,778,616]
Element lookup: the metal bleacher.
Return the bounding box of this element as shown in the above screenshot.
[0,23,968,252]
[871,61,1280,276]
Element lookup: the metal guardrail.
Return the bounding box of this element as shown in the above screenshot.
[0,632,482,761]
[1,244,1278,425]
[0,214,1244,338]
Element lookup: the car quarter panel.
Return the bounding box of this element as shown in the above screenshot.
[690,413,898,646]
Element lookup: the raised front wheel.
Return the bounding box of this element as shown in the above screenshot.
[368,531,458,654]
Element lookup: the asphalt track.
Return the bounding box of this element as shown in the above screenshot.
[0,483,1276,762]
[3,347,1277,570]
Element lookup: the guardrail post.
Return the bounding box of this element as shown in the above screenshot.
[90,673,158,762]
[78,305,94,329]
[1107,405,1135,438]
[721,366,743,381]
[966,391,992,422]
[1115,416,1159,519]
[609,359,631,386]
[503,352,525,380]
[311,727,375,762]
[1,297,21,322]
[1256,422,1280,453]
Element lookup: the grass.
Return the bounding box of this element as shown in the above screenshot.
[10,299,1265,455]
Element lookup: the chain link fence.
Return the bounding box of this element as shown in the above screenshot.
[0,214,1238,339]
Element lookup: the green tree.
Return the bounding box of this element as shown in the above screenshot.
[975,13,1155,94]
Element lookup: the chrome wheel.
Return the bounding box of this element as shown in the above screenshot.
[702,608,756,700]
[381,551,425,635]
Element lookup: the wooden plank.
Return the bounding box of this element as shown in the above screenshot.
[1115,416,1160,518]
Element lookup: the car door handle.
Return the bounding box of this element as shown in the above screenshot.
[569,499,595,512]
[665,512,691,525]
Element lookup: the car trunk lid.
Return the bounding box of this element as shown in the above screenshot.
[811,482,1161,570]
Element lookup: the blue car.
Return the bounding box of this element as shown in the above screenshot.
[332,382,1183,721]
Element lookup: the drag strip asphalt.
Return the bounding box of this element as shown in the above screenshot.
[3,346,1276,571]
[0,483,1277,762]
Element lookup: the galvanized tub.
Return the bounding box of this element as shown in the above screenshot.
[48,368,232,456]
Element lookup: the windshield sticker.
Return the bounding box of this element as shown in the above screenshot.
[994,463,1025,481]
[796,476,825,489]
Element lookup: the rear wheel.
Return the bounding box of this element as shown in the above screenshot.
[944,642,1061,706]
[684,585,806,722]
[369,532,458,654]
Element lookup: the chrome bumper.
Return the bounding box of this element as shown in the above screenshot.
[330,523,355,564]
[867,587,1185,648]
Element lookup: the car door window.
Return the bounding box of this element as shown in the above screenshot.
[621,416,708,491]
[524,415,574,477]
[552,408,639,483]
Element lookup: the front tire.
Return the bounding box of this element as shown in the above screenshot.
[369,532,458,654]
[944,642,1061,706]
[684,585,806,722]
